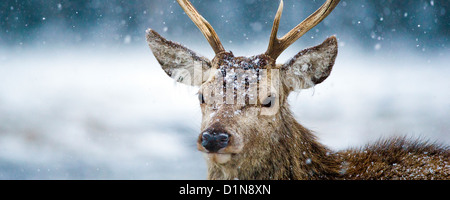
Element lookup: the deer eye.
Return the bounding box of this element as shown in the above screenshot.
[262,95,275,108]
[198,93,206,104]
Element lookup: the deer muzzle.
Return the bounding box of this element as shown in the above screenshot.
[201,131,230,153]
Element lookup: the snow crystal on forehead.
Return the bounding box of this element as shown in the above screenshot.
[216,53,273,71]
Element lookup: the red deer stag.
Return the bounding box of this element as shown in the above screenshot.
[146,0,449,180]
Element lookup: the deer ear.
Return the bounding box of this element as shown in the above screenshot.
[146,29,212,86]
[282,36,337,90]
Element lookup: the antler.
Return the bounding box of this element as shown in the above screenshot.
[177,0,225,54]
[266,0,340,60]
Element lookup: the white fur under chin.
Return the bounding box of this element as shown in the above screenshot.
[203,153,232,164]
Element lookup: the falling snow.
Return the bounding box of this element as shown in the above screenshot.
[0,0,448,180]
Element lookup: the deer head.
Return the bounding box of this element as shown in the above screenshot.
[146,0,340,179]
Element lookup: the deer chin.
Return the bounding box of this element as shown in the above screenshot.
[203,153,232,164]
[198,146,241,164]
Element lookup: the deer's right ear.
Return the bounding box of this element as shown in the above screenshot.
[281,36,338,91]
[146,29,212,86]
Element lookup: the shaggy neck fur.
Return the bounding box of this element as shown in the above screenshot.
[206,102,341,180]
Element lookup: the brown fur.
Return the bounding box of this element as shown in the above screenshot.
[204,100,342,180]
[337,137,450,180]
[202,84,450,180]
[147,29,450,180]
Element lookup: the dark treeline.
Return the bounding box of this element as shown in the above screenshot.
[1,0,448,52]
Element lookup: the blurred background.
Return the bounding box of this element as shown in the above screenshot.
[0,0,449,179]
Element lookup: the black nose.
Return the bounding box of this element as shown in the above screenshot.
[201,131,230,153]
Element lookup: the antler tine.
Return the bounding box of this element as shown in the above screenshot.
[265,0,340,60]
[267,0,284,60]
[177,0,225,54]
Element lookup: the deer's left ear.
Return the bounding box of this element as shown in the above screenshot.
[146,29,212,86]
[281,36,337,90]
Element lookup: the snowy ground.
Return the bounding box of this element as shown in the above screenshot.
[0,43,449,179]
